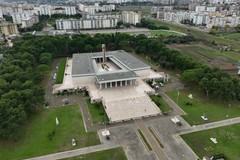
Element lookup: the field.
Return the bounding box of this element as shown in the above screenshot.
[150,95,172,112]
[169,43,240,64]
[55,58,67,84]
[150,30,182,36]
[147,19,240,50]
[86,99,108,124]
[166,89,240,125]
[0,105,100,160]
[118,6,151,16]
[181,123,240,160]
[64,147,128,160]
[218,32,240,42]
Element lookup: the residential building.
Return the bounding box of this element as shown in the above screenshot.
[39,5,51,16]
[56,18,119,30]
[21,15,39,28]
[122,11,141,25]
[65,6,76,15]
[0,22,18,35]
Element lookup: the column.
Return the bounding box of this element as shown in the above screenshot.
[115,81,117,87]
[110,82,112,88]
[125,80,128,86]
[130,80,132,86]
[105,83,107,88]
[100,83,102,89]
[120,81,122,87]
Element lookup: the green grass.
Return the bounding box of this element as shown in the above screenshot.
[86,99,108,124]
[147,19,240,50]
[150,94,173,112]
[166,88,240,125]
[218,33,240,42]
[137,129,152,151]
[181,123,240,160]
[118,6,152,16]
[171,43,240,63]
[63,147,128,160]
[55,58,67,84]
[148,127,164,148]
[150,30,182,36]
[0,105,100,160]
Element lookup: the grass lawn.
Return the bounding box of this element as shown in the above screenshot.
[55,58,67,84]
[166,88,240,125]
[150,30,182,36]
[137,129,152,151]
[0,105,100,160]
[181,123,240,160]
[150,95,172,112]
[170,43,240,63]
[86,99,108,124]
[64,147,128,160]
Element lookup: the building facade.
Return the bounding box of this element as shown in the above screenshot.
[122,11,141,25]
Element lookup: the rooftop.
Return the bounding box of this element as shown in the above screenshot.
[72,50,150,77]
[96,71,138,83]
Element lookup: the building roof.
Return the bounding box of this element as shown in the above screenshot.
[96,71,138,83]
[72,50,150,77]
[72,53,95,76]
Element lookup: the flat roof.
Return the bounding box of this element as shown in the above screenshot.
[96,71,138,83]
[72,50,150,77]
[72,53,95,76]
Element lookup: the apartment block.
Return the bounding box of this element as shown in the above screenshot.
[0,22,19,35]
[122,11,141,25]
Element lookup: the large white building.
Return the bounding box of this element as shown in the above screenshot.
[56,18,119,30]
[53,47,165,123]
[122,11,141,25]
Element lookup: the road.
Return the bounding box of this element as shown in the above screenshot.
[135,119,168,160]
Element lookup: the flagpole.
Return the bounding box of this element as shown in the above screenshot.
[177,90,180,104]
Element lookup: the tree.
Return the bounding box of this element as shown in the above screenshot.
[37,64,49,74]
[199,77,210,97]
[85,44,93,52]
[39,53,52,64]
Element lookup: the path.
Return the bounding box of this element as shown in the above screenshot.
[135,119,168,160]
[180,117,240,135]
[159,92,186,115]
[26,144,121,160]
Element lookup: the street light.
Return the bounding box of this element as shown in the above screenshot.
[226,104,231,118]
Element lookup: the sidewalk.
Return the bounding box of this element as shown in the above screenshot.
[26,144,121,160]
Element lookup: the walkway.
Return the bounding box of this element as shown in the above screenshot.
[159,92,186,115]
[135,119,168,160]
[180,117,240,135]
[26,144,121,160]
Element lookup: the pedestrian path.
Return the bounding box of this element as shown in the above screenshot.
[26,144,121,160]
[180,117,240,134]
